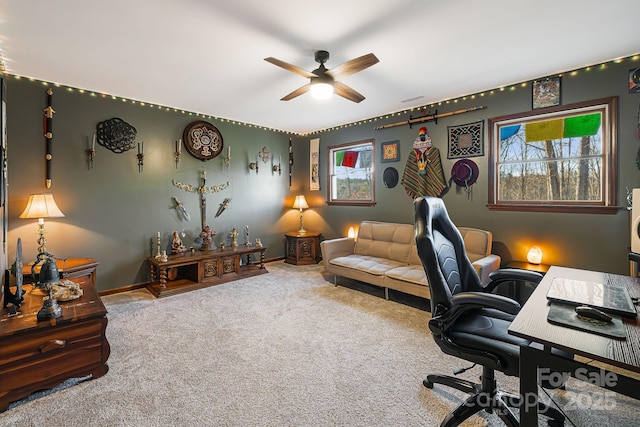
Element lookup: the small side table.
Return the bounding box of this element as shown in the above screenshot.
[284,231,321,265]
[501,261,551,304]
[506,261,550,274]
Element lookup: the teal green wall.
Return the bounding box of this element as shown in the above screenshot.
[302,59,640,275]
[5,57,640,292]
[6,78,304,291]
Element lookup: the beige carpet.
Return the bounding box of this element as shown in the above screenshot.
[1,261,639,426]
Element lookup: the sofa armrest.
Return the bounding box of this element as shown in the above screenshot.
[320,238,356,269]
[471,254,501,286]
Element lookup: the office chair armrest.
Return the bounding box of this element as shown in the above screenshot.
[483,268,544,293]
[450,291,521,316]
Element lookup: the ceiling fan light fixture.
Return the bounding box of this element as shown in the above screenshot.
[310,81,334,100]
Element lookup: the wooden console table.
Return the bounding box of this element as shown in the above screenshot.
[0,277,110,411]
[146,246,268,298]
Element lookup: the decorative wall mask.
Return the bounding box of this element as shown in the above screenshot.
[182,121,223,161]
[96,118,137,153]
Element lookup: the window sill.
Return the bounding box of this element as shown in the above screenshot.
[327,201,377,207]
[487,204,623,214]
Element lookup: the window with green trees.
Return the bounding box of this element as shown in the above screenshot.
[327,139,375,206]
[488,97,618,214]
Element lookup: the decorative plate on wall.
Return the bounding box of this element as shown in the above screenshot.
[182,121,223,161]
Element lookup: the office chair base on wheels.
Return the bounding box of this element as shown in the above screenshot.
[423,367,564,427]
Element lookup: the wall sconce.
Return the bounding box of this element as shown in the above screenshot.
[527,246,543,265]
[272,155,282,175]
[223,145,231,170]
[86,134,96,169]
[249,157,259,174]
[292,195,309,235]
[137,142,144,173]
[19,193,65,254]
[174,139,181,169]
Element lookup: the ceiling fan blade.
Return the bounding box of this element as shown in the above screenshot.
[264,57,316,79]
[281,83,311,101]
[334,81,365,103]
[326,53,379,79]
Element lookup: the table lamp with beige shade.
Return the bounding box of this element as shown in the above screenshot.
[19,193,65,255]
[292,195,309,235]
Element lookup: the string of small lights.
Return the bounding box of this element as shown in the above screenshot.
[7,54,639,137]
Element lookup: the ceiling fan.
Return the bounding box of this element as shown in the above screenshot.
[264,50,379,103]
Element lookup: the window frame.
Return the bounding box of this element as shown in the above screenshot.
[487,96,618,214]
[326,139,376,207]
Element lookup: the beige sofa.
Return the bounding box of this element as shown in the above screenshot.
[320,221,501,300]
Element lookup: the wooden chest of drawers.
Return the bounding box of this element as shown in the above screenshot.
[0,277,110,411]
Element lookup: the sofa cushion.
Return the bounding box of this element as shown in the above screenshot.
[460,227,492,261]
[384,265,429,286]
[354,221,414,264]
[329,255,405,276]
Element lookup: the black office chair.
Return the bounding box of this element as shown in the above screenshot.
[414,196,565,427]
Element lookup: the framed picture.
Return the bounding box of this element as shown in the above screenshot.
[447,120,484,159]
[310,138,319,190]
[380,140,400,162]
[532,77,561,109]
[629,68,640,94]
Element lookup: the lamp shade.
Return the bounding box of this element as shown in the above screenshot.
[19,193,65,219]
[310,82,334,100]
[292,195,309,210]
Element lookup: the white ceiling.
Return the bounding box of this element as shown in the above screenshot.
[1,0,638,135]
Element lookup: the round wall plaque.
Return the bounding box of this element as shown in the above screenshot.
[182,121,224,161]
[383,167,399,188]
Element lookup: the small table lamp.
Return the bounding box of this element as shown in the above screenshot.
[527,245,543,265]
[292,195,309,235]
[19,193,65,254]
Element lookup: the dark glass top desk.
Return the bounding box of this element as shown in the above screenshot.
[509,266,640,426]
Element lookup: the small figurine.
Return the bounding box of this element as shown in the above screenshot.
[198,225,217,251]
[244,225,252,246]
[171,230,187,254]
[255,238,262,247]
[230,228,238,248]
